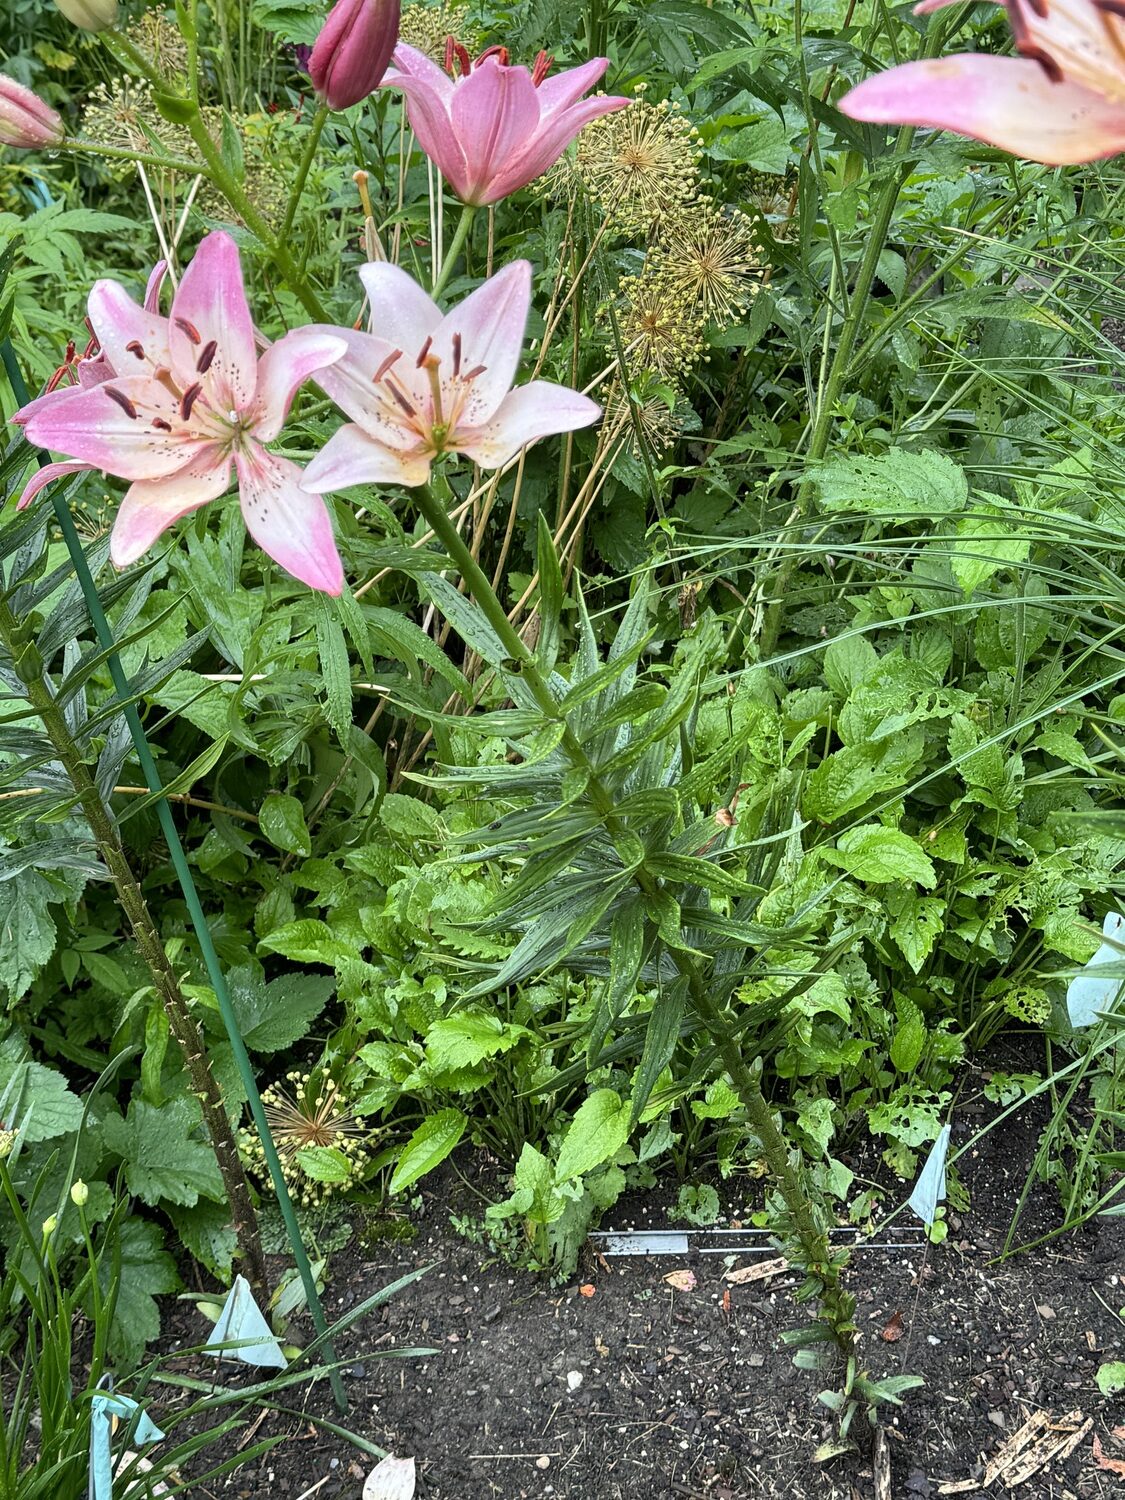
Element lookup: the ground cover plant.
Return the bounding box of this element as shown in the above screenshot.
[2,0,1125,1488]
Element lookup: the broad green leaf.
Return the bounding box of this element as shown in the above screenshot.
[315,598,353,744]
[227,965,334,1053]
[0,868,56,999]
[389,1108,466,1194]
[0,1052,82,1141]
[103,1097,226,1208]
[296,1145,353,1184]
[812,449,968,517]
[425,1012,528,1073]
[556,1089,630,1181]
[98,1217,179,1367]
[257,919,354,968]
[823,633,878,699]
[1096,1362,1125,1396]
[887,890,946,973]
[824,826,937,888]
[260,793,311,857]
[951,507,1029,595]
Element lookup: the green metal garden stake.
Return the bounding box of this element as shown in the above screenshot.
[1,339,347,1414]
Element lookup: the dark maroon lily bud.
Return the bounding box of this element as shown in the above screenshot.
[309,0,400,110]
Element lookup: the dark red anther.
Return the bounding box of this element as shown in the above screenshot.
[179,381,202,420]
[196,340,218,374]
[104,386,139,419]
[452,331,462,378]
[387,381,417,416]
[454,41,472,76]
[463,363,487,380]
[174,316,202,345]
[126,340,146,359]
[152,417,172,432]
[64,339,76,363]
[373,348,404,383]
[475,44,509,67]
[531,51,554,86]
[415,335,434,367]
[444,34,456,73]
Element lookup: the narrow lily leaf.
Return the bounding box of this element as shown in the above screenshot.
[203,1274,288,1369]
[907,1123,951,1229]
[89,1392,164,1500]
[1066,911,1125,1028]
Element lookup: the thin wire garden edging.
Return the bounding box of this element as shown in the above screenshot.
[0,340,346,1413]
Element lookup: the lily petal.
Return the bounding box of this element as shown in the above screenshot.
[838,54,1125,165]
[357,261,442,356]
[310,325,426,449]
[381,52,470,199]
[302,422,432,493]
[110,450,233,566]
[16,460,92,511]
[486,93,630,202]
[87,278,172,376]
[168,231,258,409]
[535,56,610,116]
[250,329,347,442]
[451,57,541,203]
[455,380,601,467]
[23,380,207,481]
[236,445,344,595]
[433,259,532,428]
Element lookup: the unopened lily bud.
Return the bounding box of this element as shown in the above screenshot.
[0,76,64,150]
[0,1128,14,1161]
[309,0,400,110]
[70,1179,89,1207]
[53,0,118,31]
[41,1214,58,1238]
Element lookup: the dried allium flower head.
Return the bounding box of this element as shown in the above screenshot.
[81,76,187,168]
[618,271,705,378]
[240,1070,369,1208]
[745,168,796,241]
[398,0,480,61]
[199,110,287,223]
[603,378,683,460]
[129,8,190,79]
[574,88,700,234]
[652,203,762,327]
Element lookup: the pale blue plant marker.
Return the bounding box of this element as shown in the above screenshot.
[203,1274,288,1369]
[907,1124,951,1229]
[88,1391,164,1500]
[1067,911,1125,1028]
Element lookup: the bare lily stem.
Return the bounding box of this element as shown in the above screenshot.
[409,482,856,1356]
[0,595,268,1297]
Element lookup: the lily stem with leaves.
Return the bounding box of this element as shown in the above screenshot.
[408,481,856,1352]
[432,203,477,299]
[0,591,268,1297]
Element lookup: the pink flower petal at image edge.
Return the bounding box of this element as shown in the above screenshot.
[840,0,1125,165]
[301,259,601,496]
[14,232,348,595]
[379,44,629,205]
[839,54,1125,164]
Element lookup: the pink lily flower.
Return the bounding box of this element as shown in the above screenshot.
[839,0,1125,166]
[379,41,629,205]
[13,259,169,512]
[14,232,348,595]
[301,259,600,494]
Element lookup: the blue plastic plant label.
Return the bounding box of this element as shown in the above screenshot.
[907,1124,951,1229]
[1066,911,1125,1028]
[203,1274,288,1369]
[88,1392,164,1500]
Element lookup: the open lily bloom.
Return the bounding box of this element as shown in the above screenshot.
[379,42,629,205]
[839,0,1125,166]
[301,259,601,494]
[14,232,347,595]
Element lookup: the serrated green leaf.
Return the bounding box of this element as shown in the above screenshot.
[102,1097,226,1208]
[556,1089,630,1181]
[824,826,937,888]
[389,1108,466,1194]
[260,793,311,857]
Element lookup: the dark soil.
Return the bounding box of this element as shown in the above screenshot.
[160,1084,1125,1500]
